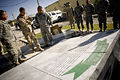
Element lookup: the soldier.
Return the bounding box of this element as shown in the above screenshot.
[35,6,53,47]
[65,3,75,29]
[109,0,120,29]
[74,1,84,31]
[0,10,26,65]
[17,7,44,52]
[96,0,108,32]
[85,0,94,32]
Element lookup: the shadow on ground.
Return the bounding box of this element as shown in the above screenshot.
[68,29,118,51]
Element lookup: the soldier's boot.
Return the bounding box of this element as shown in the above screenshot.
[90,28,93,33]
[33,39,44,51]
[18,55,27,63]
[14,58,20,65]
[104,27,107,32]
[82,26,84,32]
[19,55,27,62]
[15,61,20,65]
[37,44,44,51]
[38,47,44,51]
[99,28,102,32]
[104,23,107,31]
[19,57,27,61]
[87,29,89,33]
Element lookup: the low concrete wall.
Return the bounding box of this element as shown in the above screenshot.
[0,30,119,80]
[90,30,120,80]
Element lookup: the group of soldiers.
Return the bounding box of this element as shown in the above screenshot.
[0,0,119,65]
[0,6,53,65]
[66,0,109,32]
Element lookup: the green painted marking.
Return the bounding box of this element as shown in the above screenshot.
[63,39,109,80]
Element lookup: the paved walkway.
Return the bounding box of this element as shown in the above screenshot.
[0,29,119,80]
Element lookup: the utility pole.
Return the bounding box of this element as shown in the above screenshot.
[11,11,15,20]
[37,0,40,6]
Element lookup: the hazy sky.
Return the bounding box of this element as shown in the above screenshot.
[0,0,58,20]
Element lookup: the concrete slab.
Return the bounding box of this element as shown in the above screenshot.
[0,29,119,80]
[0,63,61,80]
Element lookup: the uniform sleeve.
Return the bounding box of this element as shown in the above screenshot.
[28,16,32,21]
[71,7,74,16]
[105,1,109,10]
[0,24,3,39]
[0,24,7,40]
[81,6,84,13]
[17,17,27,27]
[35,14,39,25]
[35,14,41,25]
[46,13,52,25]
[91,4,95,14]
[74,8,77,17]
[26,16,32,25]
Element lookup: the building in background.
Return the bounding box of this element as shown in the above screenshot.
[45,0,95,12]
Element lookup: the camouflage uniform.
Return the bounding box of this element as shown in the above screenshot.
[35,12,53,45]
[66,7,75,29]
[17,14,42,51]
[74,5,84,31]
[96,0,108,31]
[0,20,21,63]
[85,3,94,31]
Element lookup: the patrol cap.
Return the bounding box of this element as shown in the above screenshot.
[19,7,25,12]
[37,6,42,10]
[64,2,70,7]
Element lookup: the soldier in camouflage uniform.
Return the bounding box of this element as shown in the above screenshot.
[96,0,108,32]
[74,1,84,31]
[35,6,53,47]
[109,0,120,29]
[85,0,94,32]
[65,3,75,29]
[0,10,26,65]
[17,7,44,52]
